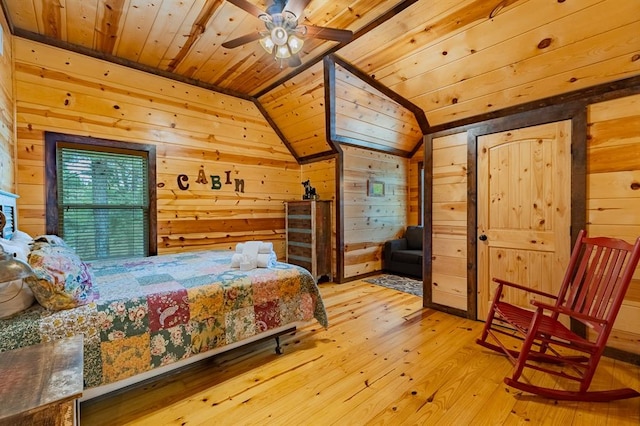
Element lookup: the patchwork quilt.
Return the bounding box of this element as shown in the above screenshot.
[0,250,328,389]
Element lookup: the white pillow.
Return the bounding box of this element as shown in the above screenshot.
[11,230,33,245]
[0,238,30,262]
[0,279,35,319]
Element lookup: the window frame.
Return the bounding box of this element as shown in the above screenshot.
[45,132,157,257]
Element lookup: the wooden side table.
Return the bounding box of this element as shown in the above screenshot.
[0,335,84,426]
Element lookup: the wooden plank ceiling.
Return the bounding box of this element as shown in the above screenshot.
[2,0,639,160]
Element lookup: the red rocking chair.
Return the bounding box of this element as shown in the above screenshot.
[477,230,640,401]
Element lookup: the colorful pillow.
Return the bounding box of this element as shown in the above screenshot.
[33,234,68,247]
[26,241,98,311]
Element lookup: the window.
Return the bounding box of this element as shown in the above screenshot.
[45,133,157,260]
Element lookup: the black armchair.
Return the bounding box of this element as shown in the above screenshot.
[382,226,423,278]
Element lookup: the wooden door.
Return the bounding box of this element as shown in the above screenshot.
[477,121,572,321]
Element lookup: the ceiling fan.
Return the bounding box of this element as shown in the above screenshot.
[222,0,354,67]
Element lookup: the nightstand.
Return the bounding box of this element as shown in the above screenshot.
[0,335,84,426]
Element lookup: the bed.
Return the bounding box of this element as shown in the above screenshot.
[0,192,328,400]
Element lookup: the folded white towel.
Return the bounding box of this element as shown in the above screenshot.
[231,252,243,268]
[243,241,261,258]
[236,242,273,254]
[258,242,273,254]
[257,252,277,268]
[232,241,276,269]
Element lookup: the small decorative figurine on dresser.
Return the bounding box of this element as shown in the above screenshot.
[302,180,318,200]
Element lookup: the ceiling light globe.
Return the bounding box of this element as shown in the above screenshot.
[271,27,288,46]
[259,36,275,53]
[275,44,291,59]
[288,34,304,54]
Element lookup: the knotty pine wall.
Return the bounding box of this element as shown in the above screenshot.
[430,132,468,311]
[586,93,640,355]
[0,11,14,194]
[13,38,302,258]
[342,145,407,279]
[408,144,423,226]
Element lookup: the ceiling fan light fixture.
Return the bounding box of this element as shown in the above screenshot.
[259,35,275,53]
[288,34,304,54]
[275,44,291,59]
[271,26,288,46]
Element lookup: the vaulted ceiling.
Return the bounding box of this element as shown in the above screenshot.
[2,0,638,161]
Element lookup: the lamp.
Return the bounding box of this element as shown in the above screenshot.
[0,246,33,283]
[0,211,33,284]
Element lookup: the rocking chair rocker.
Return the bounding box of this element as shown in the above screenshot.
[477,230,640,401]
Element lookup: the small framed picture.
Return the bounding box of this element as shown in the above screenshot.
[368,180,385,197]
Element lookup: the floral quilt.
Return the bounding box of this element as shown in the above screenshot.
[0,250,327,389]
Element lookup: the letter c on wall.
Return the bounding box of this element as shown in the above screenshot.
[177,174,189,190]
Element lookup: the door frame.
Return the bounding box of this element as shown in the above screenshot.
[423,103,587,323]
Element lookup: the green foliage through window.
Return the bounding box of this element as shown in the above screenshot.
[58,147,149,260]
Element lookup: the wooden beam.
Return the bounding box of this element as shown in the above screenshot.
[167,0,224,73]
[12,29,255,102]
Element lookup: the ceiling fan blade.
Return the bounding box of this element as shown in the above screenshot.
[304,26,353,43]
[222,32,263,49]
[287,53,302,67]
[284,0,312,19]
[226,0,266,18]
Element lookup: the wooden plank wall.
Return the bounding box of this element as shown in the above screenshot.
[258,62,329,159]
[334,64,421,154]
[408,144,423,226]
[12,38,302,258]
[431,132,468,311]
[586,93,640,355]
[342,145,407,278]
[0,10,14,193]
[302,158,337,279]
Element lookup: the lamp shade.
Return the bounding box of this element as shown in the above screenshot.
[287,34,303,54]
[0,247,33,282]
[259,36,275,53]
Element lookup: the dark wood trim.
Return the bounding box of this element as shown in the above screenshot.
[427,75,640,135]
[569,107,589,338]
[422,135,433,309]
[13,29,254,102]
[0,0,14,33]
[44,132,158,257]
[323,56,340,155]
[465,131,478,320]
[335,151,345,283]
[417,161,424,226]
[604,346,640,366]
[298,151,338,164]
[333,135,412,158]
[255,0,419,98]
[253,100,301,163]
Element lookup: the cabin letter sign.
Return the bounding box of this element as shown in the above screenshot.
[177,168,245,193]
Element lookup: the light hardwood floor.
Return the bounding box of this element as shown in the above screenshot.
[81,280,640,425]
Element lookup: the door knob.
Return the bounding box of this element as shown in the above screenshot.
[479,234,488,241]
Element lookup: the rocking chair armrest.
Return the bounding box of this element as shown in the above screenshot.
[530,300,609,326]
[492,277,558,299]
